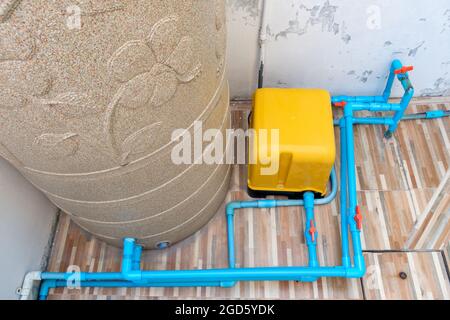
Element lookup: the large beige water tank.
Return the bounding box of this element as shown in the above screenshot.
[0,0,230,248]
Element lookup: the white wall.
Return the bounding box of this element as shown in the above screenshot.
[227,0,450,99]
[227,0,262,99]
[0,158,57,299]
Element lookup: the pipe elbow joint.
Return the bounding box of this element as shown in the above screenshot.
[39,280,57,300]
[346,257,366,278]
[391,59,402,71]
[346,266,366,278]
[226,202,241,216]
[347,265,366,279]
[343,105,354,118]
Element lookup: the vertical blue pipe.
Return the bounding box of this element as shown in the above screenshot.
[343,108,357,225]
[303,192,318,268]
[122,238,135,274]
[381,59,415,138]
[386,87,414,137]
[132,245,143,271]
[382,62,397,101]
[226,203,242,287]
[383,59,406,101]
[339,123,351,268]
[226,205,237,269]
[343,107,366,274]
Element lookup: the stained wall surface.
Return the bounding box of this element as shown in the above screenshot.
[226,0,450,99]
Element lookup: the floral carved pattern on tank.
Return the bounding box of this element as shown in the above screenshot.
[1,10,203,164]
[106,14,202,165]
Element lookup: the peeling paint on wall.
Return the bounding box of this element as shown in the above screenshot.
[274,0,351,45]
[227,0,260,20]
[408,41,426,57]
[347,70,374,83]
[420,77,450,97]
[227,0,450,99]
[442,9,450,33]
[341,21,352,45]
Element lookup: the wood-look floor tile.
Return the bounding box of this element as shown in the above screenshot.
[362,252,450,300]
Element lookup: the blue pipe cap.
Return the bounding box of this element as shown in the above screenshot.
[156,241,171,250]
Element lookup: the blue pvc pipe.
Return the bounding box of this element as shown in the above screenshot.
[339,124,351,268]
[39,280,226,300]
[333,59,415,138]
[39,265,363,299]
[125,266,355,283]
[335,111,448,127]
[41,266,364,286]
[225,166,337,270]
[227,212,236,269]
[226,168,337,214]
[343,107,358,232]
[349,103,402,112]
[352,117,395,126]
[402,110,450,120]
[382,60,401,101]
[383,59,415,136]
[303,192,318,268]
[343,106,366,274]
[132,244,143,271]
[121,238,135,274]
[41,266,350,282]
[42,272,124,281]
[387,87,414,136]
[383,59,413,100]
[331,95,385,104]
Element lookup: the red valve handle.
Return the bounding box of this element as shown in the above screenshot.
[309,220,317,242]
[354,206,363,230]
[394,66,414,75]
[333,101,347,108]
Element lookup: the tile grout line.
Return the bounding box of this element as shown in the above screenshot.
[360,277,368,300]
[440,250,450,281]
[363,249,443,253]
[41,209,62,271]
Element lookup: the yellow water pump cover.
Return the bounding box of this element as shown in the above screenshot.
[248,88,336,196]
